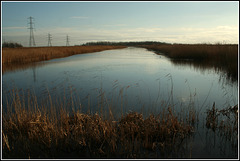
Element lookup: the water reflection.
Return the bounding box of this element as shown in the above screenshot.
[2,47,237,112]
[32,66,37,82]
[2,61,45,75]
[170,59,238,84]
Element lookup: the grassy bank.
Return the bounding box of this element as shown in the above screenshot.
[2,45,126,73]
[140,44,238,81]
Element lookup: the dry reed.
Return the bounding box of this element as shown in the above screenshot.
[2,89,196,159]
[205,102,238,152]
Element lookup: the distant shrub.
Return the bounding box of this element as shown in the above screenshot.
[2,42,23,48]
[83,41,170,46]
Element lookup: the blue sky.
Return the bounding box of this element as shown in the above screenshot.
[1,1,239,46]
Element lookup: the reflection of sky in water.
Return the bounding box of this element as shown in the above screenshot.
[2,47,238,158]
[3,47,237,114]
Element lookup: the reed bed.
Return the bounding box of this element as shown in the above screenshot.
[2,108,195,159]
[2,45,126,73]
[2,89,196,159]
[141,44,238,81]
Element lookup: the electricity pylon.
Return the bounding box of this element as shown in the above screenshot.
[47,33,52,46]
[28,16,36,47]
[66,35,70,46]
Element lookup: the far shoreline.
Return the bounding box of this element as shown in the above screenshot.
[2,45,127,73]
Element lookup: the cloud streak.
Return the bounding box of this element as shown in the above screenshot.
[3,26,27,30]
[69,16,89,19]
[103,24,127,27]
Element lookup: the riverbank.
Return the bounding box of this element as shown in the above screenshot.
[2,45,126,73]
[140,44,238,81]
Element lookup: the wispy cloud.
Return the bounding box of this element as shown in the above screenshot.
[69,16,89,19]
[3,26,27,30]
[103,24,127,27]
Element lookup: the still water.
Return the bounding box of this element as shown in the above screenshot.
[2,47,238,158]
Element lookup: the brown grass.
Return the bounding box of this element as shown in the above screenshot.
[2,89,196,159]
[2,45,126,73]
[2,109,195,159]
[141,44,238,81]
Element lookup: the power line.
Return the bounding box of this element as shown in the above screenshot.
[47,33,52,46]
[28,16,36,47]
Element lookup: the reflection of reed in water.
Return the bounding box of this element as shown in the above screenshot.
[141,44,238,83]
[2,62,45,75]
[32,66,37,82]
[170,59,237,83]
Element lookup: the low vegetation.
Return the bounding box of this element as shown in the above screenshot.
[82,41,169,46]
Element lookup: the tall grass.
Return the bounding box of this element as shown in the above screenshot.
[2,88,196,159]
[2,45,126,73]
[141,44,238,81]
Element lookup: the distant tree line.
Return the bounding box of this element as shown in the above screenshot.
[82,41,170,46]
[2,42,23,48]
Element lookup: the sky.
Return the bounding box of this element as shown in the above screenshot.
[1,1,239,47]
